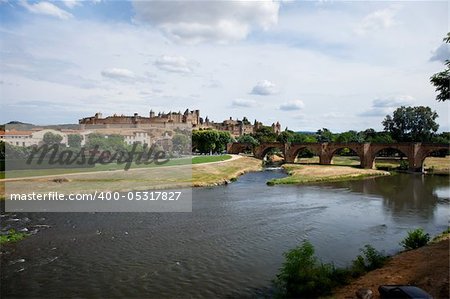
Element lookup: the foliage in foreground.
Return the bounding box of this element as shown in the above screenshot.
[430,32,450,102]
[274,241,388,298]
[0,229,29,244]
[400,228,430,250]
[350,245,389,277]
[274,241,340,298]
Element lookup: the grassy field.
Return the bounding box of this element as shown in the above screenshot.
[423,156,450,175]
[296,155,450,174]
[1,155,232,179]
[1,155,259,195]
[268,164,389,185]
[192,155,231,164]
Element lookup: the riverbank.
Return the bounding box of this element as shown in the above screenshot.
[192,155,262,187]
[0,155,262,195]
[331,233,450,299]
[267,164,389,185]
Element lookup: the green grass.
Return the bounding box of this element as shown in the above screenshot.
[192,154,231,164]
[267,164,388,186]
[432,227,450,242]
[267,172,383,185]
[1,155,232,179]
[0,229,29,244]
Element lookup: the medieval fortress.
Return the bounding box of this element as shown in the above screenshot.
[1,109,281,149]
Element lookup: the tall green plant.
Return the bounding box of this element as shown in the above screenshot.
[400,228,430,250]
[274,241,337,298]
[350,245,388,276]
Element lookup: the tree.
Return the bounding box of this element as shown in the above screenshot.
[86,133,127,152]
[216,131,232,153]
[237,134,259,146]
[68,134,82,148]
[277,130,293,143]
[172,133,190,154]
[432,132,450,144]
[252,126,277,143]
[192,130,218,154]
[0,141,5,161]
[335,130,363,143]
[316,128,334,142]
[382,106,439,142]
[430,32,450,101]
[43,132,63,146]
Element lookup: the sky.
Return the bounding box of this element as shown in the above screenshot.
[0,0,449,132]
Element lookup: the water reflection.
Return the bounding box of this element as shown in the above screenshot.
[322,174,449,223]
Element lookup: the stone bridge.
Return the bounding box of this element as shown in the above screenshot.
[227,142,449,172]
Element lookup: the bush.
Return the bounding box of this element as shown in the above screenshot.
[274,242,388,298]
[399,160,409,170]
[0,229,29,244]
[350,245,388,276]
[274,241,341,298]
[400,228,430,250]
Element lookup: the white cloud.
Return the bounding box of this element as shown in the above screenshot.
[430,44,450,63]
[101,68,136,81]
[19,0,73,20]
[359,95,414,117]
[280,100,304,111]
[231,98,257,108]
[62,0,82,9]
[355,6,399,35]
[372,95,414,108]
[154,55,193,73]
[250,80,278,95]
[132,0,280,43]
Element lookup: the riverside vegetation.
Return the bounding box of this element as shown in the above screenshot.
[274,228,448,298]
[0,229,29,244]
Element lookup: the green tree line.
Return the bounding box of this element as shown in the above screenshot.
[236,106,449,145]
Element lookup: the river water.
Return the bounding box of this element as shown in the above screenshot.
[1,170,449,298]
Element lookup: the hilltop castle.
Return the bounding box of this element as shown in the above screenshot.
[79,109,200,127]
[79,109,281,137]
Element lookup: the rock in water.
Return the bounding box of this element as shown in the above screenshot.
[356,288,373,299]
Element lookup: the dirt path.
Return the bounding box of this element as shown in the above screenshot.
[332,237,449,299]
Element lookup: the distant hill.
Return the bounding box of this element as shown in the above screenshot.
[296,131,316,135]
[2,121,80,130]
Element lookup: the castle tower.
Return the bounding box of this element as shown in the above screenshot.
[150,109,155,118]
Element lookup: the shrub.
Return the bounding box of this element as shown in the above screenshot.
[399,160,409,170]
[400,228,430,250]
[274,241,340,298]
[350,245,388,276]
[0,229,28,244]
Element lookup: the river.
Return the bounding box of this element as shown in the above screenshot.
[1,170,449,298]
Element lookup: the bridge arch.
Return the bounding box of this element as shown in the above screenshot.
[285,143,322,163]
[260,147,285,161]
[254,142,285,160]
[420,147,449,172]
[317,143,365,167]
[327,146,363,167]
[291,146,321,164]
[368,145,411,170]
